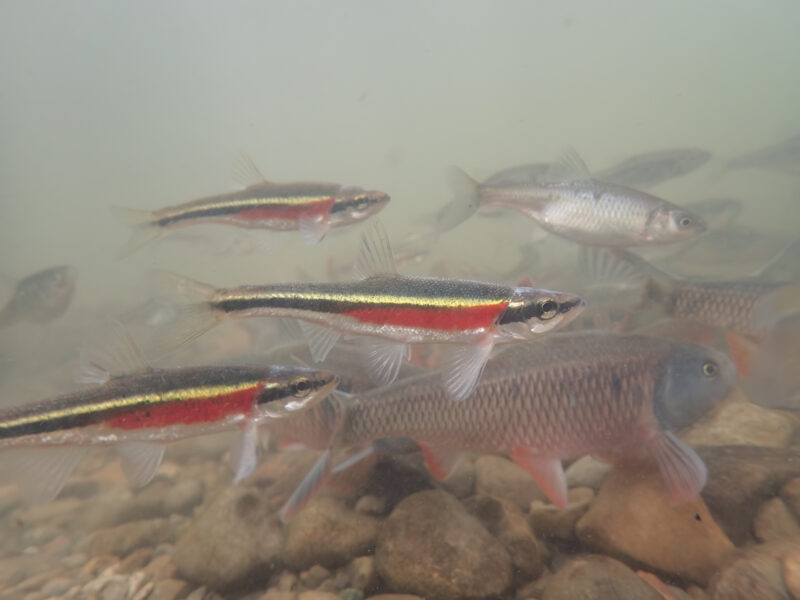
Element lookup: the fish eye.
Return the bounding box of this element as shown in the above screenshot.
[702,361,719,378]
[537,297,558,320]
[679,216,693,228]
[293,377,312,397]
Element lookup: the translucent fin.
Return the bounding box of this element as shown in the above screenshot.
[76,320,150,386]
[298,321,341,363]
[543,148,592,183]
[111,206,161,258]
[417,441,464,480]
[753,283,800,332]
[7,447,88,503]
[441,340,494,402]
[298,212,331,245]
[752,236,800,281]
[151,270,218,303]
[365,339,410,387]
[232,151,269,189]
[648,430,707,503]
[118,442,166,488]
[230,419,259,485]
[152,302,222,355]
[725,331,756,378]
[279,449,332,522]
[578,247,648,286]
[436,167,481,234]
[353,219,397,279]
[510,447,567,509]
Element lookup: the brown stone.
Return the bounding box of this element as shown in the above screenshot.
[529,486,594,542]
[541,555,662,600]
[474,455,546,511]
[754,498,800,542]
[709,552,790,600]
[88,518,174,557]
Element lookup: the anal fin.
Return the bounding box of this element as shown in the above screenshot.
[5,447,88,503]
[510,446,567,509]
[417,441,463,480]
[298,321,341,363]
[365,339,410,387]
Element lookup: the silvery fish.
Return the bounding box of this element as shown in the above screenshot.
[442,150,706,247]
[275,332,736,519]
[114,155,390,256]
[594,147,711,188]
[727,134,800,175]
[0,322,338,502]
[0,265,78,329]
[152,220,585,401]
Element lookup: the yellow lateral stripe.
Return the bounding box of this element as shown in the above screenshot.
[183,195,331,213]
[219,290,507,309]
[0,380,276,430]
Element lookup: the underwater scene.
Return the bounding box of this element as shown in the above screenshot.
[2,2,800,599]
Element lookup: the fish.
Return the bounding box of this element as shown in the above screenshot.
[0,322,338,502]
[275,332,737,519]
[113,154,390,256]
[153,219,585,401]
[594,148,712,189]
[442,150,707,247]
[727,134,800,175]
[0,265,78,329]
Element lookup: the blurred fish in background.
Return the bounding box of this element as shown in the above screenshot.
[0,265,77,329]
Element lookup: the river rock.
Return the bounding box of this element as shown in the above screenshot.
[348,556,378,592]
[754,497,800,542]
[780,477,800,519]
[173,487,284,590]
[284,496,379,570]
[564,456,611,490]
[699,445,800,545]
[87,518,175,557]
[709,552,790,600]
[541,555,662,600]
[576,465,733,585]
[474,455,545,511]
[440,456,475,499]
[464,494,545,582]
[684,394,795,448]
[164,479,205,516]
[529,486,594,543]
[148,578,193,600]
[376,490,511,600]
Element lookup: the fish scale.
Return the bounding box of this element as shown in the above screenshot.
[670,281,777,335]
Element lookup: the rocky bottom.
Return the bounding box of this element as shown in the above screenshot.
[1,393,800,600]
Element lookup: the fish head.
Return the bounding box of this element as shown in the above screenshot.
[330,186,391,225]
[255,366,339,419]
[495,288,586,339]
[20,265,78,322]
[645,206,707,243]
[654,342,737,431]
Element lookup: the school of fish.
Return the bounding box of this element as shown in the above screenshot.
[2,140,800,520]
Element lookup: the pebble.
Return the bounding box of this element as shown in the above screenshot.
[780,477,800,519]
[684,394,795,448]
[376,489,511,600]
[529,486,594,543]
[348,556,377,592]
[147,578,193,600]
[173,487,283,590]
[354,495,387,517]
[87,517,175,557]
[260,591,297,600]
[541,555,662,600]
[709,552,790,600]
[564,456,612,490]
[575,465,734,585]
[118,546,155,574]
[39,576,74,597]
[296,592,340,600]
[782,551,800,598]
[440,456,476,499]
[163,480,205,516]
[359,454,434,511]
[365,596,423,600]
[474,455,546,511]
[754,497,800,542]
[464,494,545,583]
[61,552,89,570]
[285,496,378,571]
[299,565,331,589]
[143,553,179,580]
[699,445,800,545]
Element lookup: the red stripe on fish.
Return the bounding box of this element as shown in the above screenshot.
[106,383,266,430]
[238,197,334,221]
[344,302,508,331]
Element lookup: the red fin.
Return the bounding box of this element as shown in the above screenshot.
[510,446,567,508]
[516,277,533,287]
[726,331,754,377]
[417,441,463,480]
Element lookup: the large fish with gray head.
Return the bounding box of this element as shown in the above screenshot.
[0,265,77,329]
[275,332,736,519]
[440,150,706,246]
[113,155,390,256]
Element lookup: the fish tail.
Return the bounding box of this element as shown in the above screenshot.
[111,206,161,257]
[435,167,482,234]
[753,283,800,333]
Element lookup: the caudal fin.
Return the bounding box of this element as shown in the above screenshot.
[435,167,481,234]
[111,206,161,257]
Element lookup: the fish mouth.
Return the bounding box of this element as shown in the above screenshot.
[557,295,587,326]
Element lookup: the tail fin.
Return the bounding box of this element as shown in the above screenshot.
[435,167,481,234]
[111,206,161,257]
[752,236,800,282]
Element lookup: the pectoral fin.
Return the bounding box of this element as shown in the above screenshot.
[648,430,707,503]
[442,340,493,402]
[365,339,410,387]
[118,442,166,488]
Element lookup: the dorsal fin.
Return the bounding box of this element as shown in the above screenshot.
[578,247,648,286]
[232,151,269,189]
[76,320,150,385]
[543,148,592,183]
[353,219,397,279]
